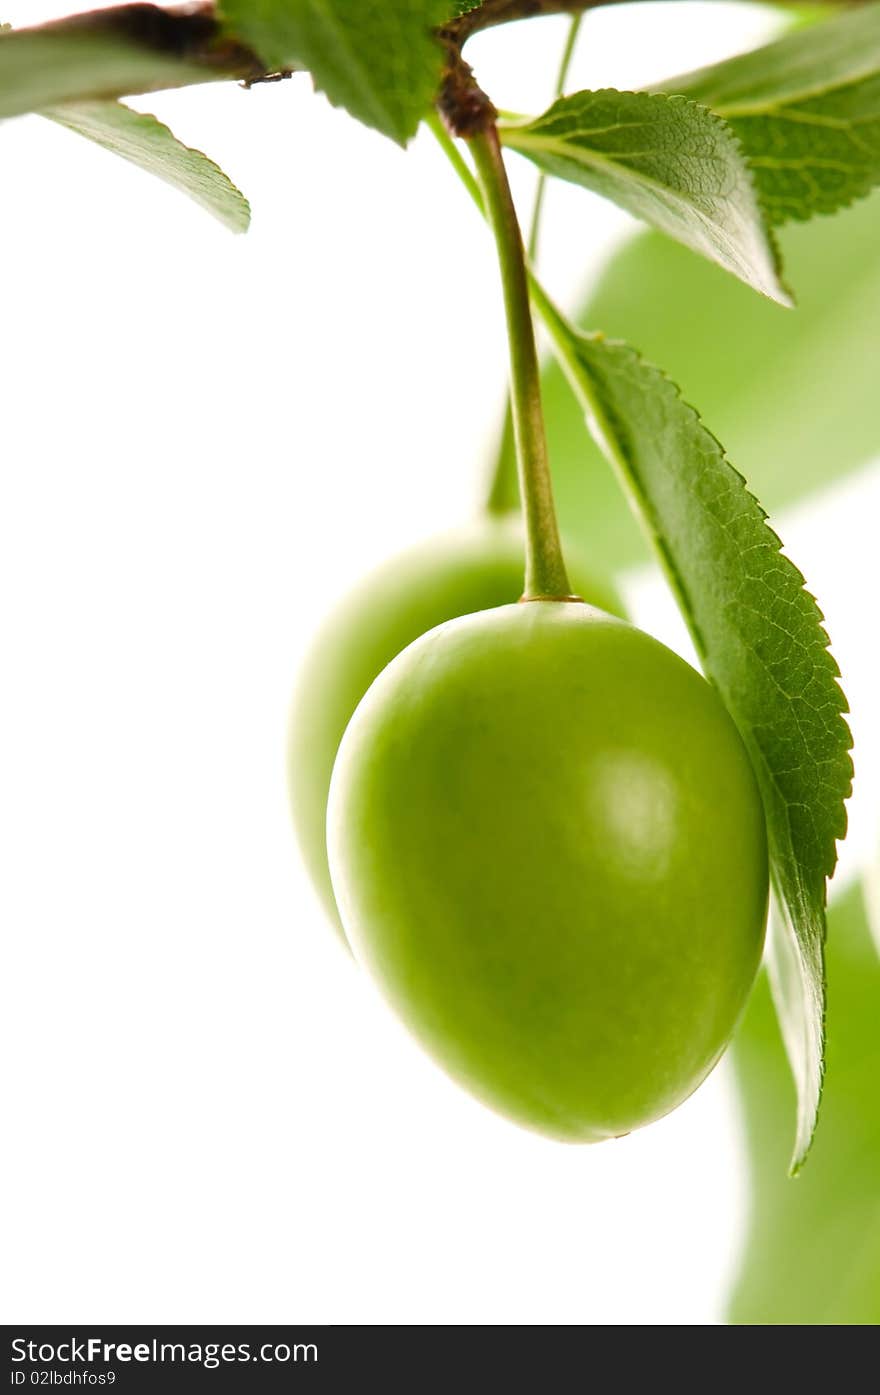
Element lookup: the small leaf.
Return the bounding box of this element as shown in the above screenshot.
[538,307,852,1168]
[45,101,250,234]
[500,89,790,304]
[660,4,880,223]
[218,0,452,144]
[729,883,880,1323]
[0,16,227,118]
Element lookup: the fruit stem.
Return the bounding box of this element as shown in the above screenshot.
[468,124,571,600]
[427,113,581,395]
[527,12,583,265]
[477,11,584,519]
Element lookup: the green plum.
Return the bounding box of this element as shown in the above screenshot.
[288,520,620,936]
[327,602,768,1142]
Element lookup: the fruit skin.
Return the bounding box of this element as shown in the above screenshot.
[287,520,621,936]
[327,602,768,1142]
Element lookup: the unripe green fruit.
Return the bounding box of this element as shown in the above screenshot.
[288,521,621,936]
[328,603,768,1142]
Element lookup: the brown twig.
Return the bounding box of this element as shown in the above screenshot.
[444,0,861,46]
[443,0,633,46]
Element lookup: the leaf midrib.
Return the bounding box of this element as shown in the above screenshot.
[674,49,880,121]
[502,126,744,221]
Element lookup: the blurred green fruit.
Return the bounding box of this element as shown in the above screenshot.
[287,520,621,937]
[328,602,768,1141]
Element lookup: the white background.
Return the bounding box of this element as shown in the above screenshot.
[2,3,879,1325]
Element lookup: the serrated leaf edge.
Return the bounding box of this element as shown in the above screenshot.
[501,89,792,306]
[571,328,852,856]
[540,315,852,1169]
[44,100,251,233]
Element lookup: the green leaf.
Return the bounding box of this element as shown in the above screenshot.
[495,191,880,577]
[536,302,852,1168]
[660,4,880,223]
[218,0,451,144]
[44,101,250,234]
[729,882,880,1323]
[0,18,225,118]
[500,90,790,304]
